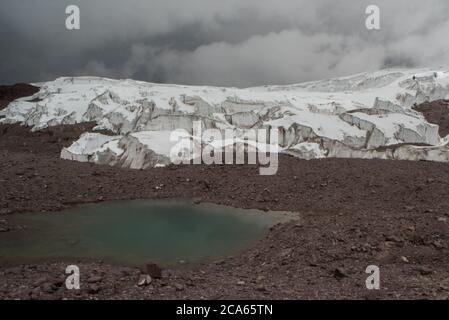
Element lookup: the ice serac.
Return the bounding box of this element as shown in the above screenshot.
[61,132,122,163]
[2,67,449,168]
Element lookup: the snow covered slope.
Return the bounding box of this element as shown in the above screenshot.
[2,67,449,168]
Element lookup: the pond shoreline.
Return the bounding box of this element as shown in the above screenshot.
[1,199,297,268]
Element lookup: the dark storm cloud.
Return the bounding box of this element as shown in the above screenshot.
[1,0,448,86]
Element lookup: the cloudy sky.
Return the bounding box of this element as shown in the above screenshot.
[1,0,448,87]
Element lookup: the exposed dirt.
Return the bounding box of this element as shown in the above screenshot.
[414,100,449,137]
[0,84,39,110]
[1,88,449,299]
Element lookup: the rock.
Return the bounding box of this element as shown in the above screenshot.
[87,275,103,284]
[174,283,184,291]
[137,274,152,287]
[30,288,42,300]
[137,276,146,287]
[432,240,445,249]
[280,248,293,258]
[416,266,433,276]
[41,283,56,294]
[142,263,162,279]
[87,284,100,294]
[120,269,132,277]
[6,267,22,275]
[256,275,266,282]
[51,277,65,288]
[33,276,49,287]
[385,235,402,243]
[333,268,347,279]
[401,256,410,263]
[255,285,268,292]
[294,221,303,228]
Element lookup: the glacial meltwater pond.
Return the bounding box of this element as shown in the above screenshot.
[0,200,294,266]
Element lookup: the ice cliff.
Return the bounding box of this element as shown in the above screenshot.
[2,67,449,169]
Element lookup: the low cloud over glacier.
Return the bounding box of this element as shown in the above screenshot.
[1,0,448,86]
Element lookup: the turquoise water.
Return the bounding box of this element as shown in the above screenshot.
[0,200,291,266]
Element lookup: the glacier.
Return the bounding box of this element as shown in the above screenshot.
[2,67,449,169]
